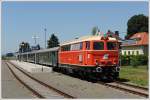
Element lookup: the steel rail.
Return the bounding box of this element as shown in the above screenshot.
[5,62,45,98]
[115,81,148,91]
[98,81,148,98]
[8,61,75,99]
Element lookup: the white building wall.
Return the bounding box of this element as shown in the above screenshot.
[121,46,144,55]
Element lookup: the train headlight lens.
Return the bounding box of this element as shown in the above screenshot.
[96,67,102,72]
[115,67,120,72]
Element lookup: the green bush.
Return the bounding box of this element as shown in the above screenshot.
[130,55,139,67]
[121,55,148,67]
[121,55,130,66]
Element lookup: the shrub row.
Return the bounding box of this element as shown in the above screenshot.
[120,55,148,67]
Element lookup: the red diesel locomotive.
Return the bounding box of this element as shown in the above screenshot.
[58,35,120,80]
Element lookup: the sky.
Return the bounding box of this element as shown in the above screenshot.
[2,1,149,54]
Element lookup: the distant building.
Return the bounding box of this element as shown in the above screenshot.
[121,32,148,55]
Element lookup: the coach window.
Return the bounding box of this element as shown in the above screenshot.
[93,42,104,50]
[86,41,90,50]
[61,45,70,51]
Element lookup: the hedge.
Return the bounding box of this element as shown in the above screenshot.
[120,55,148,67]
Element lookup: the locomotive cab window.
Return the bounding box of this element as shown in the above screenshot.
[107,42,117,50]
[93,42,104,50]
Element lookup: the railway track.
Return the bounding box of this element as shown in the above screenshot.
[5,60,148,98]
[98,81,148,98]
[5,61,75,99]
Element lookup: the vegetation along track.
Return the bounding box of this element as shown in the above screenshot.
[98,81,148,98]
[5,61,75,99]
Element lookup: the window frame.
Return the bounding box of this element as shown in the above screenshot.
[107,41,118,50]
[93,41,104,50]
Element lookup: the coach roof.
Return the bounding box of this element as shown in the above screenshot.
[61,35,117,46]
[21,47,59,55]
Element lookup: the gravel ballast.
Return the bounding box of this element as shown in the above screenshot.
[10,60,145,98]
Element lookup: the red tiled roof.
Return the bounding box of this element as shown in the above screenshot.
[122,32,148,46]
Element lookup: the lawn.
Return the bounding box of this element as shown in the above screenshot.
[119,65,148,87]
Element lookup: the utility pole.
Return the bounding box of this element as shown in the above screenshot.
[32,35,39,65]
[44,28,47,48]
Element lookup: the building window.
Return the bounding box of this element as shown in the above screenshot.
[132,51,134,55]
[128,51,130,55]
[136,51,139,55]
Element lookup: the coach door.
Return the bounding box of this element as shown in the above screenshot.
[51,51,55,66]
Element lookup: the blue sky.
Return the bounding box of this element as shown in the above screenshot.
[2,1,148,54]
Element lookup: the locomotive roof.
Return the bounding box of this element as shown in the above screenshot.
[61,35,117,46]
[20,47,59,55]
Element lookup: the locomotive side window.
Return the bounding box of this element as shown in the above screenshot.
[107,42,117,50]
[93,42,104,50]
[86,41,90,50]
[71,42,83,50]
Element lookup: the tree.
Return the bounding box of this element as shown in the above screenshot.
[19,42,30,53]
[47,34,59,48]
[126,14,148,39]
[37,44,40,50]
[91,26,99,35]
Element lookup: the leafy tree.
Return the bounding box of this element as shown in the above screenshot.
[92,26,99,35]
[19,42,30,52]
[47,34,59,48]
[126,14,148,39]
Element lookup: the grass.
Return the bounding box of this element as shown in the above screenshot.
[119,65,148,87]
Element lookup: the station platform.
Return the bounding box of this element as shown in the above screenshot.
[10,60,52,73]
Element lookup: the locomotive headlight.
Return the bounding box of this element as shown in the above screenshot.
[103,54,109,60]
[115,67,120,72]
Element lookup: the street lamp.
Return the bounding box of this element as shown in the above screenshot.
[32,35,39,45]
[19,43,25,61]
[44,28,47,48]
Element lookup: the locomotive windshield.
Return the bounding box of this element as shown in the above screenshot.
[107,42,117,50]
[93,42,104,50]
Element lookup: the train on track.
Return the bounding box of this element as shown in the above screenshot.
[17,35,121,80]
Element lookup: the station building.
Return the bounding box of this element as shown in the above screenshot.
[121,32,148,55]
